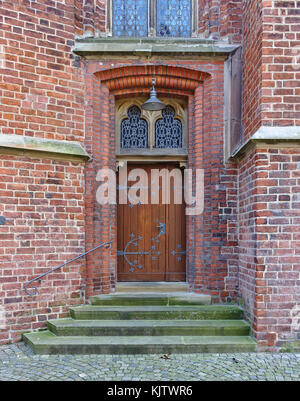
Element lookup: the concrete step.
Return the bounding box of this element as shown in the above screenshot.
[23,331,256,354]
[116,282,189,293]
[47,319,251,337]
[90,292,211,306]
[70,305,244,321]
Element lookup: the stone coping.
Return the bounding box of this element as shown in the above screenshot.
[73,37,240,57]
[0,134,91,162]
[231,126,300,159]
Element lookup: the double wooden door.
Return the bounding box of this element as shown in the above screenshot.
[117,163,186,282]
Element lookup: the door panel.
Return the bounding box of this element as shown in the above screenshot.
[117,163,186,282]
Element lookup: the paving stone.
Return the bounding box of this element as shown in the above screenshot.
[0,342,300,381]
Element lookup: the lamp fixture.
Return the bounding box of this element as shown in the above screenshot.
[141,78,166,111]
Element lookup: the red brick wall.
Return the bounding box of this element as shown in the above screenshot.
[0,0,86,344]
[242,0,263,139]
[260,0,300,128]
[198,0,242,43]
[238,147,259,331]
[242,0,300,139]
[0,0,84,141]
[74,0,106,37]
[238,146,300,348]
[0,155,85,345]
[239,0,300,348]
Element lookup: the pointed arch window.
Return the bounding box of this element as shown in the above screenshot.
[155,106,183,148]
[121,106,148,148]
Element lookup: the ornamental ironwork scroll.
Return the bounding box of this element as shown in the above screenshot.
[117,220,166,272]
[156,0,192,37]
[121,106,148,149]
[117,219,186,272]
[113,0,148,37]
[155,106,183,148]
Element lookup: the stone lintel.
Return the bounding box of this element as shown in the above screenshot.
[73,38,240,58]
[0,134,91,162]
[230,126,300,160]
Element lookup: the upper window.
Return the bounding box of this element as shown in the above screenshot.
[113,0,148,37]
[156,0,192,38]
[111,0,193,38]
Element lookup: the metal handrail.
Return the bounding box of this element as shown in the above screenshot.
[24,240,112,296]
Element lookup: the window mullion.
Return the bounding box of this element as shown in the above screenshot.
[149,0,156,37]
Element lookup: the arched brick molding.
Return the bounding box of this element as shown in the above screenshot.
[83,62,236,301]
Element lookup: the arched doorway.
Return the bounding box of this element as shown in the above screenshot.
[116,99,187,282]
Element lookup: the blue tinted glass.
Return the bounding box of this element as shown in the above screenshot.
[156,0,191,37]
[113,0,148,37]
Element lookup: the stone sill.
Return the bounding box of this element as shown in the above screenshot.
[0,134,91,162]
[116,149,188,157]
[230,126,300,160]
[73,38,240,57]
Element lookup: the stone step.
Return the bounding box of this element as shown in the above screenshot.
[47,319,250,337]
[116,282,189,293]
[69,305,244,321]
[23,332,256,354]
[90,292,211,306]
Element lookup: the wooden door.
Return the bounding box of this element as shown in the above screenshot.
[117,163,186,282]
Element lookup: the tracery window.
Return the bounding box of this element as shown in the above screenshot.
[111,0,195,38]
[117,101,186,153]
[121,106,148,148]
[155,106,182,148]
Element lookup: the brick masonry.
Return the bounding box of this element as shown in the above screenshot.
[242,0,300,140]
[0,0,299,349]
[0,154,85,345]
[0,0,87,345]
[238,146,300,348]
[238,0,300,348]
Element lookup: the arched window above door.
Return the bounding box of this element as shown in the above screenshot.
[116,99,187,155]
[155,106,183,148]
[121,106,148,149]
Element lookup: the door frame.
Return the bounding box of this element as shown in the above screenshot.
[116,157,188,283]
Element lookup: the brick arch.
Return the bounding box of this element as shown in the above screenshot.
[96,65,211,97]
[84,61,232,301]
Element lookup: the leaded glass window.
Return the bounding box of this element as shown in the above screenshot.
[155,106,182,148]
[121,106,148,149]
[112,0,148,37]
[156,0,192,37]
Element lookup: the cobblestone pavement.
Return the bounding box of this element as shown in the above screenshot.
[0,342,300,381]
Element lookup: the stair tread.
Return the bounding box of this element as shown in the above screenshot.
[48,319,250,328]
[71,305,242,312]
[91,291,211,299]
[24,331,256,346]
[90,293,211,306]
[92,292,204,297]
[91,293,210,299]
[116,282,189,293]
